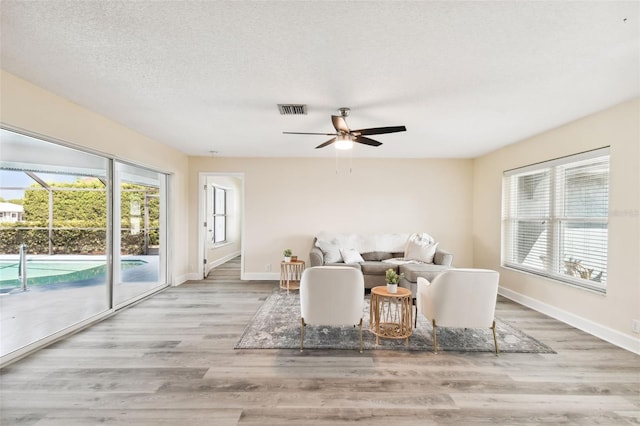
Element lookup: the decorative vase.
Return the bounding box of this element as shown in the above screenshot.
[386,283,398,293]
[284,256,291,262]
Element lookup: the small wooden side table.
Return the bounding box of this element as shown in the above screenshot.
[369,286,413,345]
[280,260,305,294]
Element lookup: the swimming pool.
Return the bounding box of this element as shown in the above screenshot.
[0,259,147,289]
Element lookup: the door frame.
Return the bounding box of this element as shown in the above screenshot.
[197,172,245,279]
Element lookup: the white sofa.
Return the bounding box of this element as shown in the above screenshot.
[309,232,453,295]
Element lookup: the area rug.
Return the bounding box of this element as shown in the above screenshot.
[235,291,556,353]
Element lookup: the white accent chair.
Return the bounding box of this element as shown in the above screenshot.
[300,266,365,353]
[416,268,500,354]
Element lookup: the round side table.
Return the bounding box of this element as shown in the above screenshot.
[280,260,305,294]
[369,286,413,345]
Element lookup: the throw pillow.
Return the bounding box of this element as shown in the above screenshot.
[404,233,439,263]
[340,247,365,264]
[315,240,343,263]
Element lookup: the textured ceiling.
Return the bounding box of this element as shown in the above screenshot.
[1,1,638,158]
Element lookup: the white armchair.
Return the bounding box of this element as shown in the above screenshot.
[416,268,500,354]
[300,266,365,352]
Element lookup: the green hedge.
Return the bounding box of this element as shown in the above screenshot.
[0,226,159,255]
[0,228,51,255]
[1,180,160,255]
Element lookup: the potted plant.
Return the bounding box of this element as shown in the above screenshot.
[385,268,403,294]
[283,248,292,262]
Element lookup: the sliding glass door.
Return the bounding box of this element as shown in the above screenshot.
[0,128,169,361]
[0,129,110,357]
[113,162,167,306]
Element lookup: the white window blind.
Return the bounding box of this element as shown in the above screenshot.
[502,148,609,293]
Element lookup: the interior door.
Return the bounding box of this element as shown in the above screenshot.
[203,183,211,278]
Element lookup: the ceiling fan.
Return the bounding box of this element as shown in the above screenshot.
[283,107,407,149]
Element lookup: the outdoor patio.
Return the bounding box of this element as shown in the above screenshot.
[0,255,162,358]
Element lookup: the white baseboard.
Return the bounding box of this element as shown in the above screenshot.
[242,272,280,281]
[173,274,190,286]
[206,251,241,275]
[184,272,203,282]
[499,286,640,355]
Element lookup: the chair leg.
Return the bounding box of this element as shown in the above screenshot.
[300,318,305,352]
[358,318,363,353]
[413,298,417,329]
[491,320,499,355]
[432,319,438,354]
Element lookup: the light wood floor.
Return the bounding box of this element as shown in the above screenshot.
[1,257,639,425]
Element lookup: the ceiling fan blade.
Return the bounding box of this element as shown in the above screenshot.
[315,137,337,149]
[283,131,338,136]
[352,125,407,136]
[354,136,383,147]
[331,115,350,133]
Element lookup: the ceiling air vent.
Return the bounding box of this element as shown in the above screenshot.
[278,104,307,115]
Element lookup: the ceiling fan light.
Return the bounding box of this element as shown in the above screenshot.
[335,135,354,150]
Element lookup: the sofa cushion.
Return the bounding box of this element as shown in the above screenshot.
[399,263,449,282]
[361,262,398,275]
[340,247,364,264]
[361,251,393,261]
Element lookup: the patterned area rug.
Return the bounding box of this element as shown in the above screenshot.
[235,291,556,353]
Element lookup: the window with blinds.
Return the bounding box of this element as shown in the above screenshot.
[212,186,227,244]
[502,147,610,293]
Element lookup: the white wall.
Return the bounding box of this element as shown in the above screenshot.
[189,157,474,279]
[473,98,640,352]
[0,70,191,284]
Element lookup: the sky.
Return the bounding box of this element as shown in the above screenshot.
[0,170,79,201]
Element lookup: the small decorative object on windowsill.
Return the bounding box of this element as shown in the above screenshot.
[385,268,404,294]
[283,248,292,262]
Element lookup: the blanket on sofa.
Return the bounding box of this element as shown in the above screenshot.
[382,258,420,265]
[315,231,413,254]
